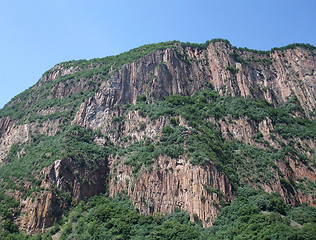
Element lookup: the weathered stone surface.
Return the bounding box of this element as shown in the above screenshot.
[0,41,315,232]
[73,43,316,135]
[41,158,108,201]
[17,157,108,233]
[19,191,63,233]
[109,155,233,227]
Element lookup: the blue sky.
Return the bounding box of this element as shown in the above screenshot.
[0,0,315,108]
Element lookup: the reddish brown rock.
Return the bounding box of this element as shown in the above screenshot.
[0,41,315,232]
[109,155,233,227]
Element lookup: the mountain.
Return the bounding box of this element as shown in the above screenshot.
[0,39,315,239]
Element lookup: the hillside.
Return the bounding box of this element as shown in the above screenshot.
[0,39,315,239]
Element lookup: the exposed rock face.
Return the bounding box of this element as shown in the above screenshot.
[17,157,108,233]
[72,42,316,135]
[0,41,315,232]
[0,119,62,162]
[19,191,63,233]
[2,42,315,161]
[270,49,316,114]
[109,155,233,227]
[211,114,316,206]
[0,118,24,161]
[41,158,108,201]
[71,42,316,217]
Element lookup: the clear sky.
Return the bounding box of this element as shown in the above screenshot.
[0,0,315,109]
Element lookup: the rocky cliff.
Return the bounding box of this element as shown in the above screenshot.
[0,40,315,233]
[109,155,233,227]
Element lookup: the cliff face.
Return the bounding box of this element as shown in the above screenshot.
[0,40,315,232]
[16,156,108,233]
[109,155,233,227]
[73,43,316,133]
[1,42,315,163]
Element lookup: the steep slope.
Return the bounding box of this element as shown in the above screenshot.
[0,39,315,234]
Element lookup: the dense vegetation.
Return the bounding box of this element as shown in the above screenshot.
[56,188,316,240]
[180,38,316,54]
[2,89,315,238]
[1,188,315,239]
[0,39,316,239]
[119,89,315,190]
[1,89,315,238]
[0,125,112,196]
[207,187,316,240]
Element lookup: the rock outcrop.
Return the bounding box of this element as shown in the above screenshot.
[0,40,315,232]
[71,42,316,136]
[19,191,63,233]
[109,155,233,227]
[17,156,108,233]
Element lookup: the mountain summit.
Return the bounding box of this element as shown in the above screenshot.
[0,39,315,238]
